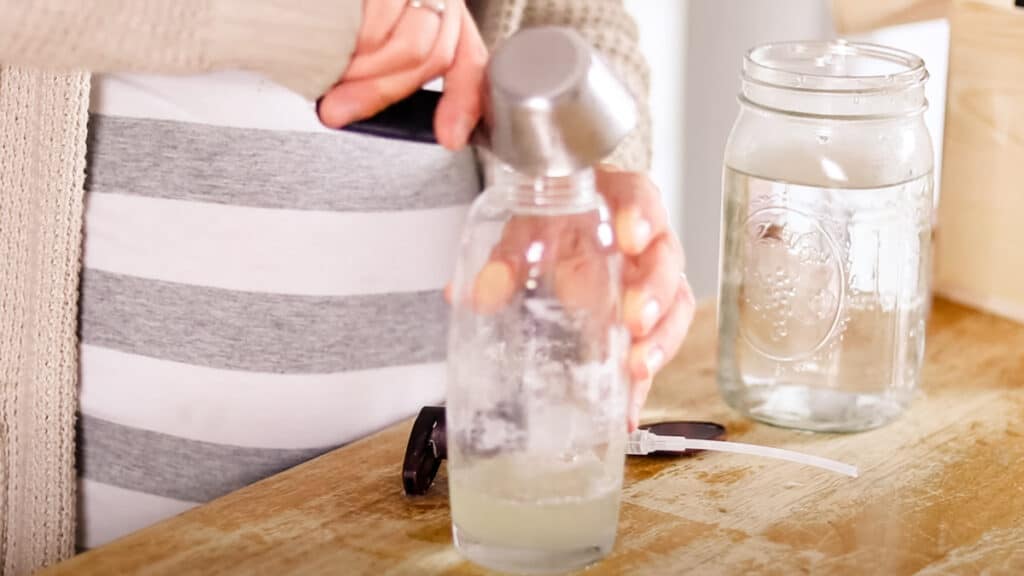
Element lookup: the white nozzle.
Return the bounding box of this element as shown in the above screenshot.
[627,429,858,478]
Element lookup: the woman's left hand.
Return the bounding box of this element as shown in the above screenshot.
[597,166,695,431]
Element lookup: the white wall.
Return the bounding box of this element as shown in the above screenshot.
[624,0,687,238]
[681,0,835,299]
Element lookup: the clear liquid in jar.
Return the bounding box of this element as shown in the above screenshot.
[718,167,932,432]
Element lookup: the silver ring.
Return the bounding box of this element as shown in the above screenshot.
[408,0,446,15]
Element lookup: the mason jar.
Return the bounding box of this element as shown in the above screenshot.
[718,41,935,432]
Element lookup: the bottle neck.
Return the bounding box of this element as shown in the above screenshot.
[497,167,598,210]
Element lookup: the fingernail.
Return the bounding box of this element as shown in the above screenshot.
[624,289,660,334]
[473,261,514,314]
[318,98,359,128]
[633,217,652,251]
[645,345,665,377]
[641,298,661,333]
[629,402,641,432]
[616,209,652,254]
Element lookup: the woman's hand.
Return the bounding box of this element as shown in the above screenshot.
[317,0,488,150]
[598,167,695,431]
[451,166,696,432]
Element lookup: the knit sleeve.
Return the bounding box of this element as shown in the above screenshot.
[520,0,652,172]
[0,0,362,100]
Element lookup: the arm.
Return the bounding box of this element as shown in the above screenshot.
[0,0,363,100]
[521,0,652,172]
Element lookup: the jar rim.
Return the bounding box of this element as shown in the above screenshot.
[744,40,927,94]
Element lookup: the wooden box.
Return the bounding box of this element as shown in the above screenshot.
[833,0,1024,323]
[934,0,1024,322]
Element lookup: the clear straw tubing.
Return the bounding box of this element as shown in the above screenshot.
[626,429,859,478]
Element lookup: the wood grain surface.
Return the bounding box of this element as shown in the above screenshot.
[46,299,1024,575]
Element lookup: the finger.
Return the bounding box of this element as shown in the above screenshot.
[470,209,598,316]
[319,8,455,129]
[423,0,463,86]
[356,0,407,54]
[622,234,686,338]
[319,68,430,127]
[628,378,653,432]
[596,169,669,256]
[627,278,696,382]
[320,1,460,127]
[554,252,616,317]
[472,260,518,314]
[344,2,445,80]
[434,3,488,149]
[490,215,552,260]
[468,225,532,315]
[470,216,557,314]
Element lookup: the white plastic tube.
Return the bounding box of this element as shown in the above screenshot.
[626,429,859,478]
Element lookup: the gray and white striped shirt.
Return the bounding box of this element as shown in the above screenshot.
[78,71,479,548]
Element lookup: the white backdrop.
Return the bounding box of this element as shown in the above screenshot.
[624,0,686,241]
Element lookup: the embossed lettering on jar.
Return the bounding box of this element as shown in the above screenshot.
[718,41,935,432]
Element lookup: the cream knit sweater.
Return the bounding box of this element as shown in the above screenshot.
[0,1,649,573]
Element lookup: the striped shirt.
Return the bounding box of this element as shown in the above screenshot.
[78,71,479,549]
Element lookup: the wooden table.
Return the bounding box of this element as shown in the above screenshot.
[47,299,1024,575]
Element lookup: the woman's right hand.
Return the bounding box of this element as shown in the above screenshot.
[317,0,488,150]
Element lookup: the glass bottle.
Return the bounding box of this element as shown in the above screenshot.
[444,26,637,574]
[446,166,628,574]
[718,41,935,432]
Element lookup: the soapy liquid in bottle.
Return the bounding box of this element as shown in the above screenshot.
[446,304,628,574]
[446,163,629,574]
[718,167,932,431]
[450,451,621,574]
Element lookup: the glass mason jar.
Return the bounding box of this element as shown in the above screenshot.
[446,166,629,574]
[718,41,935,432]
